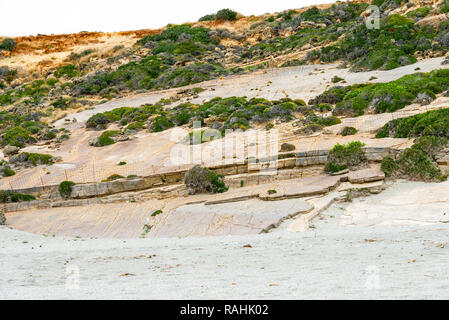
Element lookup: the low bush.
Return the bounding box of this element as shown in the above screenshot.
[3,166,15,176]
[381,136,447,182]
[151,209,163,217]
[198,14,216,21]
[0,38,16,51]
[54,64,79,78]
[0,191,35,203]
[105,174,125,181]
[59,181,75,199]
[184,165,228,194]
[312,69,449,116]
[98,130,119,146]
[1,127,36,147]
[22,153,54,166]
[215,9,238,21]
[406,7,431,19]
[332,76,344,83]
[376,107,449,138]
[325,141,367,173]
[280,143,296,152]
[341,126,357,136]
[87,96,306,136]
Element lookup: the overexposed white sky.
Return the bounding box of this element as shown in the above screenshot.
[0,0,334,37]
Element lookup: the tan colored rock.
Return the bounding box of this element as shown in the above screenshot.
[415,13,449,28]
[347,168,385,184]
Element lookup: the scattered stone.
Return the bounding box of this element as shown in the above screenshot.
[3,145,20,156]
[330,168,349,176]
[347,168,385,184]
[88,137,100,147]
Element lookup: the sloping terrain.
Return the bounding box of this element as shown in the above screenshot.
[1,0,449,300]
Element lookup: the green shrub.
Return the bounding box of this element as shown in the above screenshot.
[311,13,445,71]
[341,126,357,136]
[51,97,70,109]
[23,153,54,166]
[54,64,79,78]
[184,165,228,194]
[311,70,449,116]
[215,9,238,21]
[406,7,430,19]
[301,6,321,21]
[118,161,127,166]
[381,136,447,182]
[0,38,16,51]
[86,113,111,129]
[59,181,75,199]
[151,209,163,217]
[3,166,15,177]
[439,0,449,13]
[105,174,125,181]
[325,141,367,173]
[98,130,119,146]
[331,76,344,83]
[198,14,216,21]
[381,156,399,177]
[89,96,305,135]
[280,143,296,152]
[136,25,215,47]
[1,127,36,147]
[376,108,449,138]
[0,191,35,203]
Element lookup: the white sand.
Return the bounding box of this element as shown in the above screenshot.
[2,180,449,299]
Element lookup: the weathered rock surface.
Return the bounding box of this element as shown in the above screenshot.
[160,198,313,237]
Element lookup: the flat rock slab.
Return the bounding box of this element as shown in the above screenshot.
[339,180,449,226]
[153,198,313,237]
[347,167,385,184]
[205,189,261,205]
[437,155,449,165]
[259,175,340,200]
[337,180,384,192]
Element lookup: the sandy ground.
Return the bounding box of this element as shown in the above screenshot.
[1,180,448,300]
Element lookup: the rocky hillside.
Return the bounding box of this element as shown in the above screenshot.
[1,0,449,186]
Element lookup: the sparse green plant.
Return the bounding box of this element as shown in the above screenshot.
[98,130,119,146]
[151,209,163,217]
[59,181,75,199]
[381,136,448,182]
[325,141,366,173]
[140,224,152,238]
[215,9,238,21]
[105,174,125,181]
[0,191,35,203]
[3,166,15,177]
[22,153,54,166]
[0,38,16,51]
[184,165,228,194]
[341,126,357,136]
[331,76,344,83]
